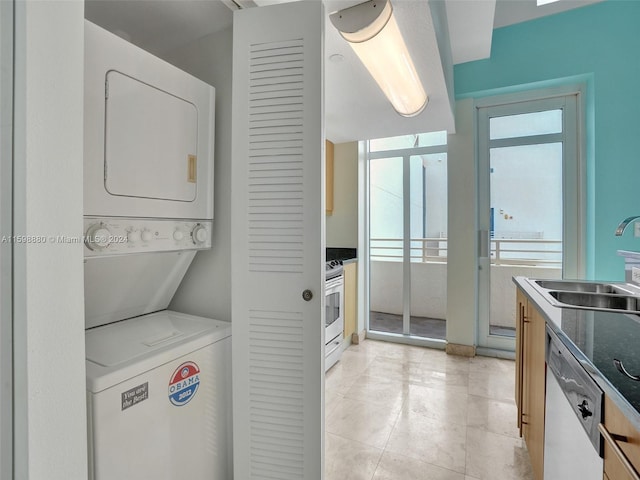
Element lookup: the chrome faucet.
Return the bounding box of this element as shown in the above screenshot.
[615,216,640,236]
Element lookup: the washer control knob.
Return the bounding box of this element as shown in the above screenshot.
[141,230,153,243]
[173,230,184,241]
[85,224,111,251]
[127,229,141,243]
[191,224,208,245]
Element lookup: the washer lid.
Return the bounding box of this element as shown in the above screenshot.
[86,310,231,393]
[86,310,219,368]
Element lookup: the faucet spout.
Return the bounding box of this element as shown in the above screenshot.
[615,216,640,236]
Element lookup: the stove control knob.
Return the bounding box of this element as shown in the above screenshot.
[85,224,111,251]
[173,229,184,241]
[127,229,141,243]
[191,224,208,245]
[141,229,153,243]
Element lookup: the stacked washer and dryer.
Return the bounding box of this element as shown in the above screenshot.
[83,22,231,479]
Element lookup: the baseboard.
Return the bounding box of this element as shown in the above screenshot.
[351,329,366,344]
[446,343,476,357]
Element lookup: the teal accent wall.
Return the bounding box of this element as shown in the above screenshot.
[454,0,640,281]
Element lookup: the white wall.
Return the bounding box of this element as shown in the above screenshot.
[326,141,358,248]
[446,99,477,347]
[0,1,12,476]
[164,27,233,322]
[370,261,559,329]
[370,261,447,319]
[490,266,561,327]
[13,2,87,477]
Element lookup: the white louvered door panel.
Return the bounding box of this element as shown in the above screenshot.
[232,3,324,480]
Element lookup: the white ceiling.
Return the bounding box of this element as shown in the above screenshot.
[84,0,233,57]
[493,0,605,28]
[85,0,605,143]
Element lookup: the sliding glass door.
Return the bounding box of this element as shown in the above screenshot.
[367,133,448,346]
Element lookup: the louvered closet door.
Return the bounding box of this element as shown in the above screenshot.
[231,3,324,480]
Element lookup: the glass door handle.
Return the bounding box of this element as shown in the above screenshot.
[478,230,490,259]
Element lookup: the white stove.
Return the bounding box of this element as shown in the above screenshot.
[325,260,344,371]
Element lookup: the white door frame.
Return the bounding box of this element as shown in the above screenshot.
[475,84,586,351]
[365,142,448,349]
[0,1,13,477]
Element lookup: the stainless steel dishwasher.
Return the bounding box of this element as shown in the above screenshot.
[544,325,603,479]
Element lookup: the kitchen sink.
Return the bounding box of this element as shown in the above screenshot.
[527,278,640,314]
[548,291,640,312]
[534,280,620,294]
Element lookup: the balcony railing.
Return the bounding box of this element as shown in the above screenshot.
[370,237,562,267]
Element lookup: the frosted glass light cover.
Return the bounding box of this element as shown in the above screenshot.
[330,0,428,117]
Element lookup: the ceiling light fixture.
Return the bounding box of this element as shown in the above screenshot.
[329,0,428,117]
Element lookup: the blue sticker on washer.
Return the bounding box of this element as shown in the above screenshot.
[168,361,200,406]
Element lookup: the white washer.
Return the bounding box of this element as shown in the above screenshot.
[85,311,231,480]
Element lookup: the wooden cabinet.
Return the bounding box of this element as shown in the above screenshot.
[515,288,546,480]
[601,395,640,480]
[326,139,334,215]
[343,261,357,339]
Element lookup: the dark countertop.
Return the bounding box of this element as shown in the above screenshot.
[326,247,357,263]
[514,276,640,432]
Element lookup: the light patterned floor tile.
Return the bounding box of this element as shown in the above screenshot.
[402,383,469,426]
[421,349,471,375]
[466,394,520,438]
[469,355,515,375]
[325,341,533,480]
[325,432,383,480]
[386,409,467,474]
[343,374,408,412]
[468,369,514,402]
[326,396,400,449]
[372,450,465,480]
[465,427,533,480]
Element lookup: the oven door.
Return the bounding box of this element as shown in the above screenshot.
[325,276,344,343]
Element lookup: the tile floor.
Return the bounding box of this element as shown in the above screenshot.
[325,339,534,480]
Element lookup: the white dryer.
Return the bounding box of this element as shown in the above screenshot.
[85,311,231,480]
[84,20,215,221]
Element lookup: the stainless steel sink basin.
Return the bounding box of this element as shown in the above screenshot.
[535,280,619,293]
[548,291,640,312]
[526,278,640,314]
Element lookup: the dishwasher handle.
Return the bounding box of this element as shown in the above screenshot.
[578,400,593,420]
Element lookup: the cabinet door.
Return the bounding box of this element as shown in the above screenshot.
[525,305,547,480]
[231,3,325,480]
[603,395,640,480]
[515,288,546,480]
[326,140,334,215]
[516,288,527,433]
